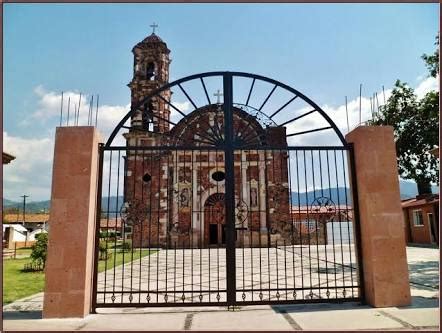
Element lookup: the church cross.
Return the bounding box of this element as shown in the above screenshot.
[150,22,158,34]
[214,89,223,104]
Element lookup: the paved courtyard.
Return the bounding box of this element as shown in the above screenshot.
[95,244,359,305]
[3,246,439,331]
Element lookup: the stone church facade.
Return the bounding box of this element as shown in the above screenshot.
[122,32,293,248]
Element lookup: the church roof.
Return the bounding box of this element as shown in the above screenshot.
[133,33,170,53]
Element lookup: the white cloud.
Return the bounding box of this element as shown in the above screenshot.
[4,76,439,201]
[26,86,131,145]
[3,131,54,200]
[283,87,393,146]
[415,75,439,99]
[170,101,191,123]
[284,74,438,147]
[26,86,194,144]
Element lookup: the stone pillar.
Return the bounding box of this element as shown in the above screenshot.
[43,127,102,318]
[346,126,411,307]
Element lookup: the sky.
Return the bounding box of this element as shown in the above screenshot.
[3,3,440,201]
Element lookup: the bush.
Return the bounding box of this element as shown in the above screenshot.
[100,230,117,239]
[121,240,132,252]
[98,241,111,260]
[30,233,48,269]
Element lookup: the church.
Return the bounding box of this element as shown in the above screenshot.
[120,30,318,248]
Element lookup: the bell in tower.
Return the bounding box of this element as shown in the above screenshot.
[128,23,171,134]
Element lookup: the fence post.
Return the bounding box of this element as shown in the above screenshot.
[43,127,102,318]
[14,242,17,259]
[346,126,411,307]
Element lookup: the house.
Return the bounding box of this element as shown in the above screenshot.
[402,194,439,246]
[100,217,132,239]
[290,205,354,245]
[3,213,49,232]
[2,223,47,249]
[2,213,49,249]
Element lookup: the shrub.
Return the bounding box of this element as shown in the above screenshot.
[99,241,110,260]
[30,233,48,269]
[100,230,117,239]
[121,240,132,252]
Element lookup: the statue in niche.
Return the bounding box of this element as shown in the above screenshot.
[180,188,190,207]
[251,187,258,207]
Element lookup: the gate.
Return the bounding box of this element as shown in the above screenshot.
[92,72,363,310]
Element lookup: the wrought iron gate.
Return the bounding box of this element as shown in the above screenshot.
[92,72,363,310]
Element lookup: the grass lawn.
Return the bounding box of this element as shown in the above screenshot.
[3,248,155,305]
[3,257,45,304]
[98,249,156,272]
[15,248,33,257]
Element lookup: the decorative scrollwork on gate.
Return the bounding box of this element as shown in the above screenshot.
[120,200,147,226]
[310,196,336,216]
[235,199,249,227]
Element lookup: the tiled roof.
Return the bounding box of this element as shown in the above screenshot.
[401,194,439,208]
[3,213,49,223]
[100,218,123,228]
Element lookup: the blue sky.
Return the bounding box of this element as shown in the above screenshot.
[3,3,440,200]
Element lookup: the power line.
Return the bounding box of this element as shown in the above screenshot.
[20,195,29,226]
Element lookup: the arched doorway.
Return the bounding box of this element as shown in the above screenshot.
[204,193,226,247]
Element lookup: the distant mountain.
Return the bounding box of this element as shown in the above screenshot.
[399,180,439,200]
[100,196,125,212]
[3,198,18,207]
[3,199,50,213]
[291,187,351,206]
[3,180,439,213]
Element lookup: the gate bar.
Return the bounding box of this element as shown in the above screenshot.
[348,143,365,303]
[223,73,237,306]
[91,143,105,313]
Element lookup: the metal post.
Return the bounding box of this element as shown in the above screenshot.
[223,73,236,306]
[21,195,29,226]
[348,143,365,303]
[91,143,104,314]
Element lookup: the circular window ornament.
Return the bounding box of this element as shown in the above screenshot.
[142,173,152,182]
[211,171,225,182]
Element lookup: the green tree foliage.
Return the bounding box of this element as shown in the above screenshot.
[422,34,439,78]
[370,81,439,193]
[30,233,48,268]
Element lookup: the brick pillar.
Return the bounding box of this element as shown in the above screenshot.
[346,126,411,307]
[43,127,102,318]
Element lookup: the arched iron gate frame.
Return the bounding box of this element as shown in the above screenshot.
[92,71,364,311]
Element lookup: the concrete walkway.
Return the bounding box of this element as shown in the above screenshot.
[3,299,439,331]
[3,246,439,331]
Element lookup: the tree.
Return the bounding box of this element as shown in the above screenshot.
[422,34,439,78]
[370,36,439,194]
[30,232,48,269]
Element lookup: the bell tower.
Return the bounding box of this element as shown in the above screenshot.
[128,24,171,135]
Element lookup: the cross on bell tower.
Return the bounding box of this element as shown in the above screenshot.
[214,89,223,104]
[150,22,158,34]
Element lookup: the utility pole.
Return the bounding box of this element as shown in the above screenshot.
[20,195,29,226]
